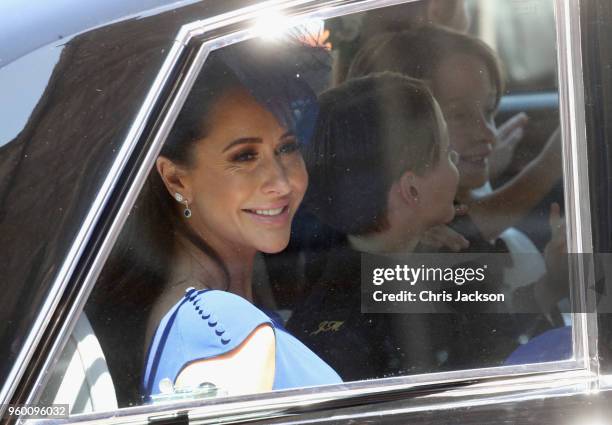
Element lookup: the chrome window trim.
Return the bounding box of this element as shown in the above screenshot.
[554,0,598,381]
[15,0,598,420]
[17,35,193,410]
[32,369,595,425]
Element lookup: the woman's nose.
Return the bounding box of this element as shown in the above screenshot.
[261,157,291,196]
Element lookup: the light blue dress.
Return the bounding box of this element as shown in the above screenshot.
[142,288,341,399]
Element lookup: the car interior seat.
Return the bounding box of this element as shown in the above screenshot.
[39,313,118,414]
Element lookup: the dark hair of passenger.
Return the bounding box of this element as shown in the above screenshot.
[347,25,504,107]
[305,72,442,236]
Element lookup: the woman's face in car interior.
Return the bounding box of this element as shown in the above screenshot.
[432,52,497,193]
[165,86,308,256]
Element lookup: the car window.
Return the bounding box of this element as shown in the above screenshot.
[467,0,557,92]
[36,0,581,418]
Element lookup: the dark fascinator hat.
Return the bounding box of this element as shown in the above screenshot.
[216,36,331,146]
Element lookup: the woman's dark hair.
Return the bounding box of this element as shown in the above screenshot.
[305,72,442,236]
[347,25,504,108]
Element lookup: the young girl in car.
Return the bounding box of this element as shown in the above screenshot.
[287,72,463,380]
[347,25,566,311]
[287,28,566,381]
[322,25,566,376]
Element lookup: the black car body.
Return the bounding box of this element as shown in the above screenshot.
[2,0,612,423]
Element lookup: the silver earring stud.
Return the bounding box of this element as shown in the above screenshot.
[174,193,184,203]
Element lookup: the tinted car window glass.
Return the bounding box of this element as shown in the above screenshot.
[40,0,575,416]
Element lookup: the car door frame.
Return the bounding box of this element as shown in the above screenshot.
[3,0,602,423]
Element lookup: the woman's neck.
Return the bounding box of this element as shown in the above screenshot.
[175,235,256,301]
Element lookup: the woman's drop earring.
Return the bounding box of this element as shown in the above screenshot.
[174,193,192,218]
[183,201,192,218]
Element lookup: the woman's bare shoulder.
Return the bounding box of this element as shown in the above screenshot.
[175,324,275,396]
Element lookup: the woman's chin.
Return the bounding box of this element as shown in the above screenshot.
[255,236,291,254]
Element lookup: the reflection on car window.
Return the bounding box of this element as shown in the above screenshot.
[43,0,571,415]
[0,43,63,147]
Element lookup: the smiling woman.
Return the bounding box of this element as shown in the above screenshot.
[156,85,308,260]
[22,0,585,418]
[89,42,340,403]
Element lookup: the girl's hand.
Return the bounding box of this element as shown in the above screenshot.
[420,205,469,252]
[490,112,529,179]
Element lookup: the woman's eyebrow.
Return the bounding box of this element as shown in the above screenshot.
[280,131,295,140]
[222,137,262,152]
